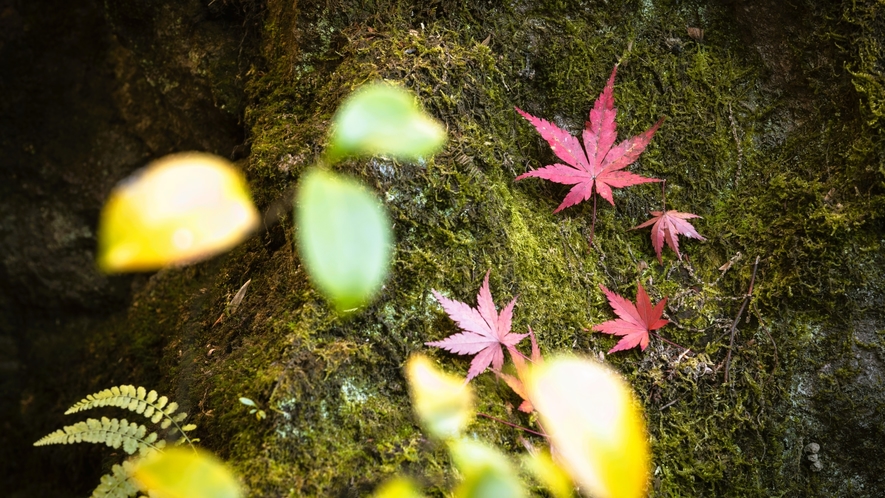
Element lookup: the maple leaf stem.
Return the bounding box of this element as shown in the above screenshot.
[650,331,692,354]
[476,411,547,438]
[661,180,667,211]
[588,189,598,248]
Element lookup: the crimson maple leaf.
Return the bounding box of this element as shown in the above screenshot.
[515,65,663,242]
[593,283,668,353]
[427,271,528,382]
[632,210,706,263]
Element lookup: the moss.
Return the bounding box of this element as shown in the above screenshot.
[43,0,885,496]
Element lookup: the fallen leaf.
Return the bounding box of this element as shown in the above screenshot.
[427,271,528,382]
[593,283,668,353]
[632,210,705,263]
[515,65,663,241]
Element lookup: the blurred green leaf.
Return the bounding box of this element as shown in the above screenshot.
[326,82,446,163]
[238,397,255,407]
[295,168,392,311]
[134,448,241,498]
[97,152,259,273]
[448,439,525,498]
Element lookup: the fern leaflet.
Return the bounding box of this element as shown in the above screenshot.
[91,461,142,498]
[34,416,164,456]
[64,384,195,446]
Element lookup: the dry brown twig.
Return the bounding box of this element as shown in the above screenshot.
[724,255,760,383]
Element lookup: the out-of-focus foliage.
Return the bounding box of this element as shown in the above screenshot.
[134,448,242,498]
[526,357,650,498]
[325,82,446,163]
[523,450,574,498]
[448,438,526,498]
[97,152,259,272]
[372,477,427,498]
[405,354,473,439]
[295,168,392,311]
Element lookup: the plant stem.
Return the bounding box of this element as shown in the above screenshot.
[476,412,547,438]
[662,179,667,211]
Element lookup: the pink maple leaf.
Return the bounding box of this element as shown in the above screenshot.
[427,271,528,382]
[632,210,706,263]
[515,65,663,243]
[593,283,668,354]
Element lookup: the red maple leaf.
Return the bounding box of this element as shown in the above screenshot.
[593,283,668,353]
[495,327,543,413]
[632,210,706,263]
[515,65,663,243]
[427,271,528,382]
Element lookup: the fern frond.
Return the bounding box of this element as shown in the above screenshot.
[64,385,195,446]
[34,417,163,456]
[91,461,142,498]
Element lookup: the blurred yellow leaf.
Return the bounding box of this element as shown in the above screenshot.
[326,82,446,163]
[134,448,242,498]
[525,357,650,498]
[373,477,426,498]
[522,450,574,498]
[405,355,473,439]
[97,152,259,273]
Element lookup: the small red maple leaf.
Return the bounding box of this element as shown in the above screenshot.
[495,327,543,413]
[427,271,528,382]
[515,65,663,242]
[593,283,669,353]
[632,210,706,263]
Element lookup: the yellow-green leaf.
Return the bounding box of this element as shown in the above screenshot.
[295,168,392,311]
[373,477,426,498]
[405,355,473,439]
[326,82,446,163]
[97,152,259,272]
[448,438,525,498]
[134,448,241,498]
[525,357,650,498]
[522,450,575,498]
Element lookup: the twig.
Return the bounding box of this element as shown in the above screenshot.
[660,395,684,411]
[724,255,760,383]
[476,412,547,438]
[651,331,693,355]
